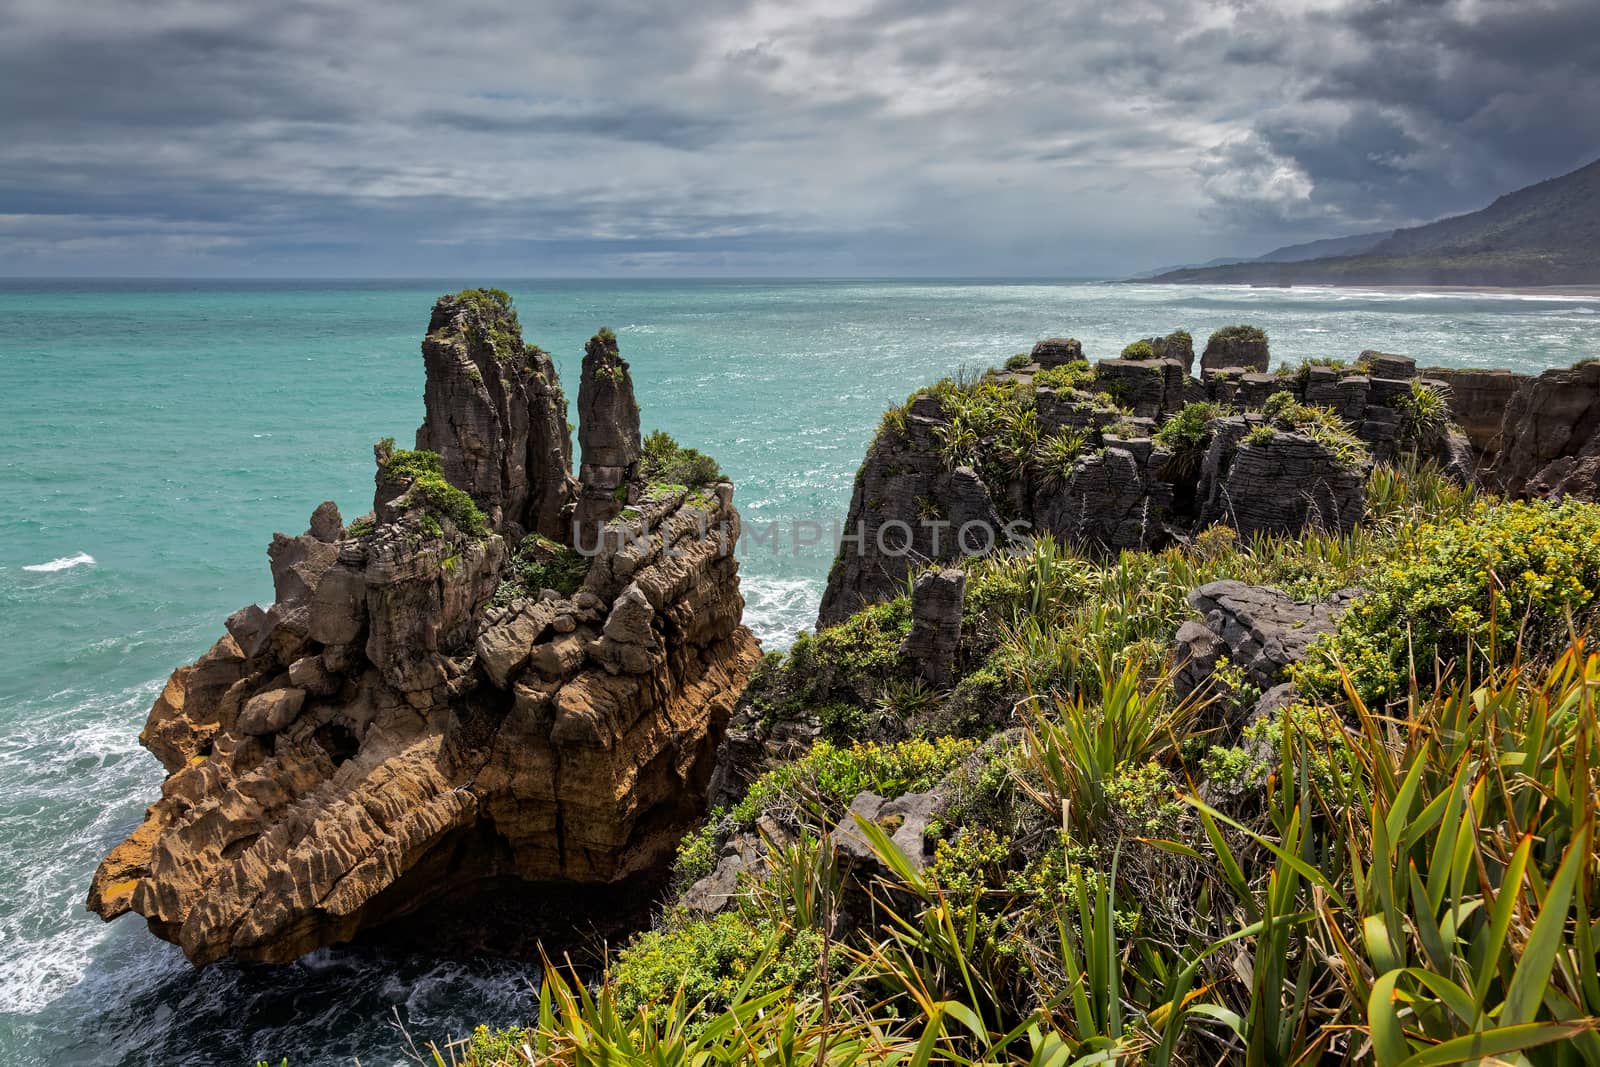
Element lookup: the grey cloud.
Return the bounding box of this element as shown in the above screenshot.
[0,0,1595,275]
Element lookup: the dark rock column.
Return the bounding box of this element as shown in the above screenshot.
[900,567,967,687]
[1031,337,1084,367]
[573,331,643,539]
[414,291,576,541]
[1200,328,1270,373]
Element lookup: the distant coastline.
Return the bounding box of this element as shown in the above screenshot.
[1139,281,1600,299]
[1146,156,1600,291]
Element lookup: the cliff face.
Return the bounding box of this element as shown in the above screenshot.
[88,293,760,966]
[1495,360,1600,499]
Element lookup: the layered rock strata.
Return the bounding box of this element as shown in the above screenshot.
[1173,580,1358,728]
[818,340,1428,627]
[89,296,760,965]
[1494,360,1600,500]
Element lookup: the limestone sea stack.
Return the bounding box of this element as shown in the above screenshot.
[87,290,760,965]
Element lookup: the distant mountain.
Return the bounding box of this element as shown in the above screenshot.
[1151,157,1600,287]
[1131,230,1392,278]
[1250,230,1393,263]
[1129,255,1251,278]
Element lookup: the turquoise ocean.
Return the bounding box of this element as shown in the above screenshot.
[1,279,1596,1065]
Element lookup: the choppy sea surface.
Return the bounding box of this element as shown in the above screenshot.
[1,278,1596,1065]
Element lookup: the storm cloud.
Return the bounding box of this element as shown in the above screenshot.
[0,0,1595,276]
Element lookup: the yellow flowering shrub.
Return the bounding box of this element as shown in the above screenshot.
[610,912,823,1025]
[1296,499,1600,701]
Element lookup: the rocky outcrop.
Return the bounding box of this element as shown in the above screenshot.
[1422,368,1531,455]
[1147,330,1195,374]
[1196,417,1370,538]
[1037,437,1177,551]
[1174,580,1358,728]
[88,296,760,966]
[1095,357,1188,420]
[414,290,576,541]
[818,331,1410,627]
[1031,337,1083,368]
[1494,361,1600,500]
[817,393,1006,627]
[1200,327,1269,373]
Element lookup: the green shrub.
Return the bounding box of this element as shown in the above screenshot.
[787,596,912,698]
[1243,423,1276,446]
[1119,340,1156,360]
[381,448,490,538]
[1032,360,1096,391]
[610,912,823,1025]
[730,736,977,829]
[492,534,589,605]
[640,429,724,488]
[671,811,725,890]
[1153,400,1227,479]
[1207,324,1267,346]
[1394,380,1452,453]
[1004,352,1032,370]
[1261,396,1368,468]
[447,288,524,361]
[1296,498,1600,701]
[382,447,443,482]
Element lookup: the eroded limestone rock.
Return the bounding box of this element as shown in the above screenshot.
[900,567,966,687]
[414,290,577,541]
[88,296,759,966]
[1196,417,1370,539]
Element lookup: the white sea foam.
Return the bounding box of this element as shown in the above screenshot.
[21,552,95,573]
[0,680,165,1017]
[741,575,822,649]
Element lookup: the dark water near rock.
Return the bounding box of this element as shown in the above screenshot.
[1,278,1595,1065]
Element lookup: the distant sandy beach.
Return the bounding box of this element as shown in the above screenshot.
[1180,282,1600,299]
[1342,284,1600,298]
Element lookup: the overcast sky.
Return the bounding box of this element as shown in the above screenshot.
[1,0,1596,277]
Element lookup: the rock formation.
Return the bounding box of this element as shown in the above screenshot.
[899,567,966,687]
[88,295,760,966]
[1173,580,1358,728]
[1030,337,1084,368]
[1493,360,1600,500]
[817,332,1446,628]
[816,392,1007,626]
[414,289,577,541]
[1195,416,1369,538]
[1421,368,1530,456]
[573,330,642,536]
[1200,326,1270,374]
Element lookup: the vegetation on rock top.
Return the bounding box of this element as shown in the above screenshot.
[443,287,525,362]
[640,429,725,489]
[1206,323,1267,346]
[378,444,490,539]
[492,534,589,605]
